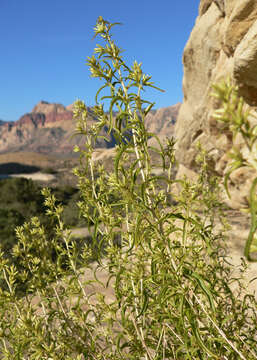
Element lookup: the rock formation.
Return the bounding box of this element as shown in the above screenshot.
[0,101,180,156]
[145,103,181,137]
[175,0,257,208]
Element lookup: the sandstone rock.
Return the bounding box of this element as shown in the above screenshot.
[199,0,225,17]
[0,102,179,156]
[175,0,257,209]
[223,0,257,56]
[145,104,181,136]
[32,101,67,115]
[234,19,257,104]
[66,104,74,112]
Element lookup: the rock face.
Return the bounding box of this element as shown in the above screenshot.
[175,0,257,208]
[145,103,181,137]
[0,102,180,156]
[0,102,75,155]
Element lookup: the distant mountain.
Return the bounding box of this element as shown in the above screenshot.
[0,101,181,156]
[145,103,181,136]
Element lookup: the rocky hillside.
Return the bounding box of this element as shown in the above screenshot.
[0,101,96,156]
[0,101,180,156]
[145,103,181,136]
[175,0,257,209]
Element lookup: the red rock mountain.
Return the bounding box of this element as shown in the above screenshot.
[0,101,181,156]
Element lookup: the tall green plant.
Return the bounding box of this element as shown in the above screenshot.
[212,79,257,261]
[0,18,256,359]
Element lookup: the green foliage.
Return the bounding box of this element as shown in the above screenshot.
[0,177,42,214]
[0,178,84,257]
[212,79,257,261]
[0,178,45,255]
[0,208,25,255]
[0,19,256,359]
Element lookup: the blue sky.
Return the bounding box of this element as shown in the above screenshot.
[0,0,199,121]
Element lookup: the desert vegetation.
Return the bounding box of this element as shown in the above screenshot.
[0,18,256,359]
[212,79,257,261]
[0,178,85,257]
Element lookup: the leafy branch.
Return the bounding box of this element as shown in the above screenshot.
[212,79,257,261]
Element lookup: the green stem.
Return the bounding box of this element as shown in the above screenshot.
[244,177,257,261]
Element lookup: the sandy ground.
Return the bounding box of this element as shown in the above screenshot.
[223,211,257,299]
[0,172,56,181]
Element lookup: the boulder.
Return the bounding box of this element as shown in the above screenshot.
[175,0,257,208]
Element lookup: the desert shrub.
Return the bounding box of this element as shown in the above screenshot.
[0,208,25,255]
[0,178,45,254]
[0,178,84,259]
[0,178,43,211]
[212,79,257,261]
[0,18,256,359]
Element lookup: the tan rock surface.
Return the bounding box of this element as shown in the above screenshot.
[32,100,67,114]
[234,19,257,103]
[145,104,181,136]
[175,0,257,208]
[223,0,257,56]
